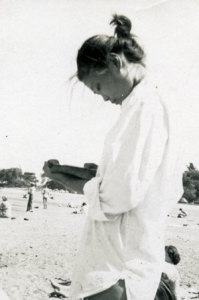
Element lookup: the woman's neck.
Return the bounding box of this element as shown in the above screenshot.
[123,64,146,101]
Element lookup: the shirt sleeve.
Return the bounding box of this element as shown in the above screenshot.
[84,99,168,221]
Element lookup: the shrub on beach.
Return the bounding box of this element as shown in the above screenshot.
[182,163,199,203]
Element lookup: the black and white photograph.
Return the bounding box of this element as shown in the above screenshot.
[0,0,199,299]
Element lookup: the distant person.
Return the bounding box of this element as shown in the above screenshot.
[26,184,36,212]
[72,203,87,214]
[0,196,12,218]
[42,188,48,209]
[80,202,87,214]
[177,208,187,218]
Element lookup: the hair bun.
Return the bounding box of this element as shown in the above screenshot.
[110,14,132,39]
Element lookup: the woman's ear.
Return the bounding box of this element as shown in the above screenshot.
[107,53,123,74]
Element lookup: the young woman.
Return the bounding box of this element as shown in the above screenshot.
[43,15,183,300]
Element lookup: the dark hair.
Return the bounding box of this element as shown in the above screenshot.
[155,273,177,300]
[77,14,145,80]
[165,245,181,265]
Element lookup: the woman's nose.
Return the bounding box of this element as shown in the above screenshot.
[103,96,109,101]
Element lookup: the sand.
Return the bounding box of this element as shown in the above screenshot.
[0,188,199,300]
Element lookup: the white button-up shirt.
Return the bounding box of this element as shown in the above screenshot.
[69,78,184,300]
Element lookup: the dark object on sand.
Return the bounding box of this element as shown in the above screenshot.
[165,245,181,265]
[0,264,8,268]
[54,278,71,286]
[49,291,67,298]
[49,279,70,298]
[154,273,177,300]
[24,218,29,221]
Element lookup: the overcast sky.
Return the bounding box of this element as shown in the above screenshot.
[1,0,199,176]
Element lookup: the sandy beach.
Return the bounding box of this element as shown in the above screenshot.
[0,188,199,300]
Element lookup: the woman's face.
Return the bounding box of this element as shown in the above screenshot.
[82,59,135,105]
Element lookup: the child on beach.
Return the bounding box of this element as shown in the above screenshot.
[0,196,12,218]
[42,188,48,209]
[43,14,183,300]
